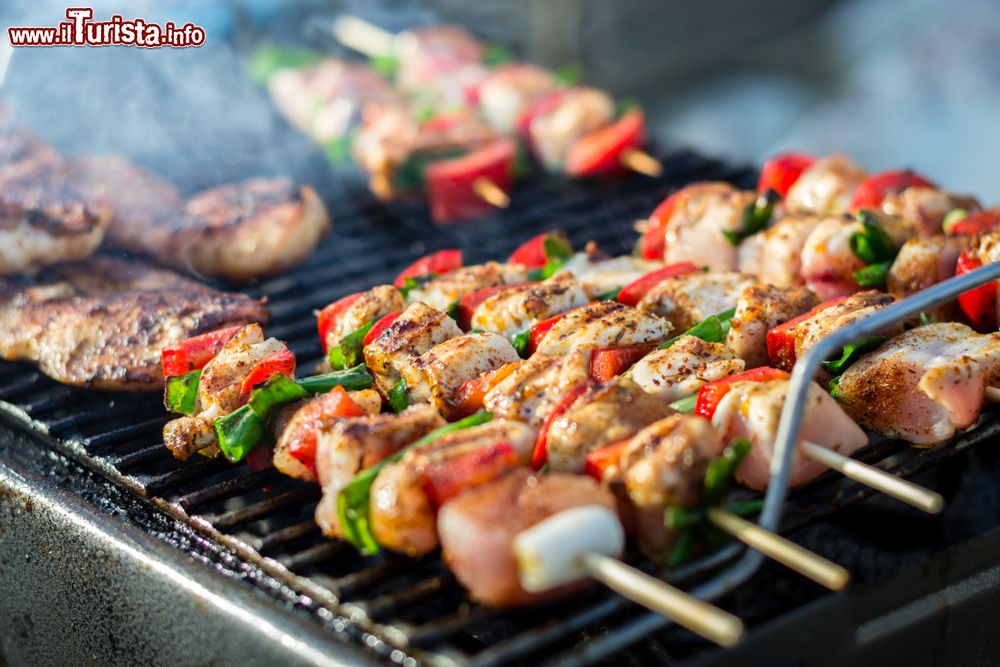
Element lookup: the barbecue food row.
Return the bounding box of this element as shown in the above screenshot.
[0,106,330,280]
[158,150,1000,606]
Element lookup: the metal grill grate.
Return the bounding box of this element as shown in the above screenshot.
[2,150,997,667]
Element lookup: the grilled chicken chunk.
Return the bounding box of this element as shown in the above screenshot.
[469,272,589,338]
[835,323,1000,445]
[614,415,727,559]
[272,388,382,481]
[626,336,745,402]
[438,469,616,607]
[409,332,520,415]
[528,86,615,171]
[478,63,557,133]
[738,213,822,287]
[0,257,267,391]
[484,350,591,427]
[370,420,535,556]
[164,324,286,460]
[784,154,866,216]
[0,114,112,274]
[324,285,405,351]
[887,236,964,321]
[637,271,755,331]
[69,156,330,281]
[712,377,868,490]
[535,301,672,355]
[658,183,757,271]
[727,284,818,367]
[880,186,979,237]
[545,379,676,472]
[313,405,445,537]
[557,254,664,300]
[363,301,463,400]
[406,262,526,311]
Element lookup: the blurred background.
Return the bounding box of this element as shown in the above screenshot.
[2,0,997,198]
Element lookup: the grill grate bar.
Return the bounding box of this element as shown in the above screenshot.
[363,573,457,622]
[255,519,321,554]
[111,442,176,471]
[278,540,350,572]
[203,485,320,530]
[79,416,170,449]
[177,467,282,512]
[405,607,497,647]
[141,457,231,497]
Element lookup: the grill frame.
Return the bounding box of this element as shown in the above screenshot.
[3,148,1000,666]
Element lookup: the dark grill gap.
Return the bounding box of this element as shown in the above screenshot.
[0,149,995,667]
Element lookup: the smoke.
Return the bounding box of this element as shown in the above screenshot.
[0,0,328,193]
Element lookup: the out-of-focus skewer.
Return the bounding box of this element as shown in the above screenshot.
[332,15,395,58]
[516,506,744,647]
[473,177,511,208]
[621,147,663,177]
[800,441,943,514]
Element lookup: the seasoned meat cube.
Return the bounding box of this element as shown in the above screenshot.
[887,236,964,322]
[556,254,664,300]
[408,332,520,415]
[626,336,744,402]
[785,154,866,216]
[363,302,462,399]
[637,271,755,331]
[469,272,589,338]
[313,406,445,537]
[536,301,672,355]
[325,285,405,350]
[835,323,1000,445]
[370,420,535,556]
[406,262,526,311]
[659,182,757,271]
[479,63,557,133]
[484,350,591,428]
[727,284,818,368]
[880,186,979,237]
[545,379,676,473]
[738,213,822,287]
[0,257,266,391]
[528,87,615,171]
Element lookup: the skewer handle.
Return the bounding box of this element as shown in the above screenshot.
[620,147,663,177]
[707,508,850,591]
[580,551,744,647]
[333,15,396,58]
[801,441,943,514]
[473,177,511,208]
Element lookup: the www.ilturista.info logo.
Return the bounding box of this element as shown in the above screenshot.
[8,8,206,48]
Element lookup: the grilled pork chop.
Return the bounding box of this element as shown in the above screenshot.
[0,256,268,390]
[0,109,112,274]
[69,155,331,281]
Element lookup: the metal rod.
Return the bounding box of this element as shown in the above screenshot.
[579,551,744,647]
[801,441,943,514]
[707,508,849,590]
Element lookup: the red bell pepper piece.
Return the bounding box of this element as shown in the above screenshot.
[583,438,633,481]
[589,343,656,382]
[765,295,850,371]
[956,251,997,331]
[451,362,520,420]
[363,311,401,347]
[532,381,591,468]
[161,326,243,378]
[695,367,790,420]
[508,230,570,270]
[616,262,700,306]
[757,152,816,197]
[287,386,366,476]
[425,138,517,223]
[527,313,565,356]
[946,208,1000,236]
[239,349,296,403]
[458,283,524,330]
[640,191,682,260]
[394,249,463,287]
[317,292,363,352]
[422,439,520,509]
[564,109,645,177]
[849,169,937,211]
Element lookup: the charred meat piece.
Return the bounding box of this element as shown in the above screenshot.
[469,272,589,339]
[370,420,535,556]
[880,186,979,237]
[887,235,964,322]
[556,254,664,300]
[545,379,675,473]
[626,335,744,402]
[784,154,867,216]
[484,350,591,427]
[406,262,526,312]
[70,156,331,281]
[535,300,672,355]
[727,284,819,368]
[637,271,755,332]
[0,257,267,391]
[323,284,405,351]
[437,469,616,607]
[835,323,1000,445]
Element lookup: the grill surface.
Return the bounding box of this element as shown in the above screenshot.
[3,148,1000,667]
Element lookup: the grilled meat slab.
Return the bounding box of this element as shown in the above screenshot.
[0,256,268,390]
[69,156,331,281]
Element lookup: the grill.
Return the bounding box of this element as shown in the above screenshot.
[4,148,1000,667]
